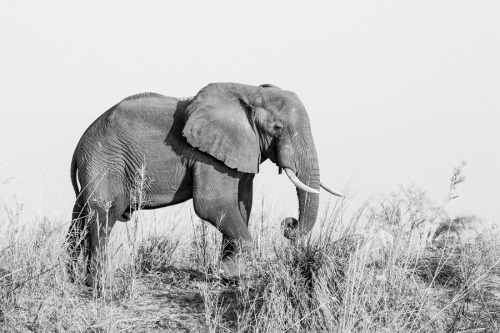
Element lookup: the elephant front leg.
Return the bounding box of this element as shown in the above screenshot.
[192,161,253,278]
[221,173,255,262]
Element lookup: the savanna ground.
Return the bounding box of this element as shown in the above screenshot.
[1,163,500,332]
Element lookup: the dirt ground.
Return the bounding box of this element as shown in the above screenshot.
[82,268,238,333]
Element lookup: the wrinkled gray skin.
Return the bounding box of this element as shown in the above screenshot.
[67,83,321,286]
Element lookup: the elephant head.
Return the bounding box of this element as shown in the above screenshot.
[183,83,341,239]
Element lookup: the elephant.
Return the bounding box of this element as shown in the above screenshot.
[66,82,342,286]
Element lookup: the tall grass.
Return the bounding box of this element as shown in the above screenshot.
[0,163,499,332]
[200,163,500,332]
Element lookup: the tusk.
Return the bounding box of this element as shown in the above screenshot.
[284,168,320,194]
[320,182,344,197]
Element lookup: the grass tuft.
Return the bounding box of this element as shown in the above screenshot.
[135,235,179,273]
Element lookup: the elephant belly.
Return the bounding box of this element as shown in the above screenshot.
[141,161,193,209]
[122,176,192,218]
[145,190,192,209]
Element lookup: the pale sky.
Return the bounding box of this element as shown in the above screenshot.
[0,1,499,222]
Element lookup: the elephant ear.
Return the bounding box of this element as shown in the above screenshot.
[182,83,261,174]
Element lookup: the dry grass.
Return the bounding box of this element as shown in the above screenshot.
[1,163,499,332]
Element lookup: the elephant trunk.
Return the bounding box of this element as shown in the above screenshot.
[282,155,320,240]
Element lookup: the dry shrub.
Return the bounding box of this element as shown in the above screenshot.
[231,233,364,332]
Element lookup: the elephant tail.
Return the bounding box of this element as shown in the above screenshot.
[70,149,80,197]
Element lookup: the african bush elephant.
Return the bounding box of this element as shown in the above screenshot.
[66,82,342,286]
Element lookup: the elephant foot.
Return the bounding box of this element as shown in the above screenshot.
[218,256,244,284]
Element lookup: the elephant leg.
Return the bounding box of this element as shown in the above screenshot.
[86,200,120,287]
[221,173,255,260]
[66,195,88,282]
[238,173,255,225]
[192,161,252,277]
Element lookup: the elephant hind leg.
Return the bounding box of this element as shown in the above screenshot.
[66,196,90,282]
[85,198,124,287]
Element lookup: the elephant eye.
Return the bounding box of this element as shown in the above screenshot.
[273,123,283,133]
